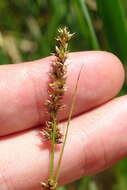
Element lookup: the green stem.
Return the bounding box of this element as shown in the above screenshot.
[78,0,100,49]
[49,117,57,180]
[54,65,84,182]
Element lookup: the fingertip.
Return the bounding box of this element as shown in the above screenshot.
[98,51,125,84]
[96,51,125,96]
[65,51,125,113]
[69,51,125,86]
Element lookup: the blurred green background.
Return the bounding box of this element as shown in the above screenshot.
[0,0,127,189]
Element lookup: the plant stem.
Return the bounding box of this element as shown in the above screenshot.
[49,116,57,180]
[55,65,84,182]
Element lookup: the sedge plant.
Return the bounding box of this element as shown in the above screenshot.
[40,27,83,190]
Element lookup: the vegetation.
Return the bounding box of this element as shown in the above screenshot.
[0,0,127,189]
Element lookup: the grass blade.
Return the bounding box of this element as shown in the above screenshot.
[55,64,84,182]
[96,0,127,64]
[73,0,100,50]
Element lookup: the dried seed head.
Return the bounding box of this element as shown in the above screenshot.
[41,27,73,144]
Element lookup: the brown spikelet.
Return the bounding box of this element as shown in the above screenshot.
[41,179,57,190]
[41,27,74,144]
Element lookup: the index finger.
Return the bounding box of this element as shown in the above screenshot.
[0,51,124,136]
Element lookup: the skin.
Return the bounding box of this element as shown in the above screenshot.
[0,51,126,190]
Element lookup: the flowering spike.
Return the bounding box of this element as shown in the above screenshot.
[41,27,73,145]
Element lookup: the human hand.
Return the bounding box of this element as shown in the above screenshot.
[0,51,125,190]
